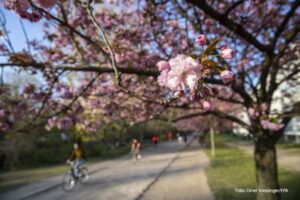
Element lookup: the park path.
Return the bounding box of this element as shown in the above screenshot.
[0,140,214,200]
[141,141,213,200]
[226,141,300,172]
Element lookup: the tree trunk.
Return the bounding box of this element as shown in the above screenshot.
[254,137,280,200]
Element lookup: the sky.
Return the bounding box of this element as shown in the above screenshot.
[0,7,45,51]
[0,7,46,87]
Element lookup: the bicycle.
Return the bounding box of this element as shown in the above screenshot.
[62,160,89,191]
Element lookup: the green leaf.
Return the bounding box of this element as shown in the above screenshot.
[190,54,198,60]
[202,59,225,73]
[202,37,221,59]
[260,114,268,120]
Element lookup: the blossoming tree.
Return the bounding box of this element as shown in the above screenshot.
[1,0,300,200]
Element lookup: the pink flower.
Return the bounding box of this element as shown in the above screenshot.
[261,103,269,112]
[157,69,169,87]
[204,19,214,25]
[220,70,234,84]
[33,0,57,8]
[248,108,257,118]
[174,90,184,97]
[4,0,30,13]
[166,55,202,91]
[45,117,58,130]
[59,87,73,99]
[221,48,234,59]
[57,117,73,130]
[195,34,206,45]
[260,120,284,131]
[202,100,213,111]
[156,60,170,72]
[0,109,6,118]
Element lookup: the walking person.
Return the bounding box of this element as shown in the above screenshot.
[167,132,173,141]
[183,134,188,143]
[152,135,158,147]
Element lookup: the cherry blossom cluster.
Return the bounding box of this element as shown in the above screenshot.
[260,120,284,131]
[157,34,234,111]
[44,101,85,130]
[248,103,284,131]
[3,0,57,22]
[46,116,75,130]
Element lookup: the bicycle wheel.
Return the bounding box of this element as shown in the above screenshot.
[80,167,89,184]
[62,171,76,191]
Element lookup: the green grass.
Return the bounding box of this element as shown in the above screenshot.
[204,134,300,200]
[214,133,244,142]
[0,165,68,192]
[277,142,300,153]
[0,145,131,192]
[220,133,300,153]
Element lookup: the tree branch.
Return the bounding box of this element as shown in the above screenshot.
[186,0,273,54]
[223,0,243,16]
[272,0,300,48]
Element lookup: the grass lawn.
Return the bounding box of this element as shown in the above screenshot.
[0,164,68,192]
[204,134,300,200]
[222,133,300,153]
[0,145,131,192]
[277,142,300,153]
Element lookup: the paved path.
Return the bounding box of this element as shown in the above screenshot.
[0,141,214,200]
[226,141,300,172]
[141,141,214,200]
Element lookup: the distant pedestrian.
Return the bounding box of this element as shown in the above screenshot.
[183,134,188,143]
[152,135,158,147]
[167,132,173,141]
[177,133,183,144]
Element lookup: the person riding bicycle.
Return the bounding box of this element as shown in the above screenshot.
[67,141,86,178]
[131,139,141,161]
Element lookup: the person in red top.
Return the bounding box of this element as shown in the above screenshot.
[167,132,173,141]
[131,139,141,161]
[152,135,158,147]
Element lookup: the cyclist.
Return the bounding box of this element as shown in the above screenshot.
[131,139,141,161]
[67,141,86,177]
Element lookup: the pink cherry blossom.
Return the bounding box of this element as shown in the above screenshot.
[261,103,269,112]
[29,12,42,22]
[58,86,73,99]
[248,107,257,118]
[260,120,284,131]
[220,70,234,84]
[220,48,234,59]
[33,0,57,8]
[157,69,169,87]
[195,34,206,45]
[165,55,202,91]
[156,60,170,72]
[0,109,5,118]
[202,100,213,111]
[57,117,73,130]
[3,0,30,14]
